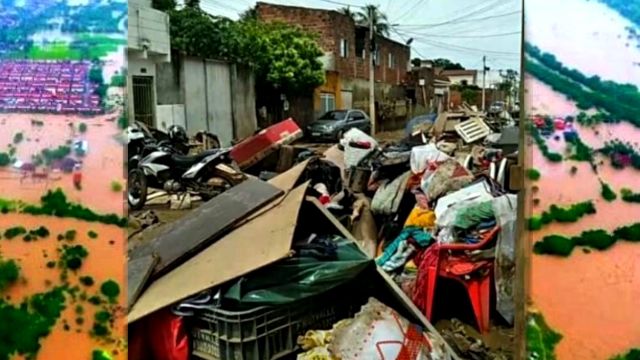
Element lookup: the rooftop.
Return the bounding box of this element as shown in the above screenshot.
[440,69,478,76]
[256,2,409,49]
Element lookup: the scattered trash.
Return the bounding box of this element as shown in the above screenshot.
[129,106,519,360]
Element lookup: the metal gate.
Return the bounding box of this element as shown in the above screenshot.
[132,76,155,126]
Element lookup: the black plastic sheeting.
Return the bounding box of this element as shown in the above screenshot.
[221,237,373,308]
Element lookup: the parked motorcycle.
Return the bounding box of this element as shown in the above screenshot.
[127,126,243,210]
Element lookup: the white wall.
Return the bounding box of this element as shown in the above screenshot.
[128,4,170,59]
[156,104,186,132]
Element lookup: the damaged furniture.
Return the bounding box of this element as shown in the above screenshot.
[413,226,501,334]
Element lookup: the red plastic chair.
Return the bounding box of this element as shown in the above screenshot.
[412,226,500,333]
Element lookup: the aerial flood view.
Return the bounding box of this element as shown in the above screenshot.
[524,0,640,359]
[0,0,127,359]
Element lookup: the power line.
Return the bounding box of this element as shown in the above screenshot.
[392,0,427,23]
[409,37,521,58]
[316,0,364,9]
[413,0,505,28]
[395,10,521,28]
[201,0,242,13]
[390,26,426,59]
[401,30,521,39]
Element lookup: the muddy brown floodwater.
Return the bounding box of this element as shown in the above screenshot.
[0,114,124,215]
[526,80,640,359]
[0,114,126,359]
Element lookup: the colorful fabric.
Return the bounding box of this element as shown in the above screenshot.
[404,207,436,229]
[376,227,432,269]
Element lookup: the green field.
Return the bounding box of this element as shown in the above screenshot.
[17,34,125,61]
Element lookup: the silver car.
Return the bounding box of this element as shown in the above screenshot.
[306,109,371,141]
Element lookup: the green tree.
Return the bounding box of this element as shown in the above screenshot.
[79,123,88,133]
[168,8,234,60]
[184,0,199,9]
[339,6,357,21]
[433,58,465,70]
[411,58,421,67]
[168,10,324,93]
[239,6,257,22]
[357,5,390,36]
[461,89,478,104]
[152,0,176,12]
[0,153,10,167]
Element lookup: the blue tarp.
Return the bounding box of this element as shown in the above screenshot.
[405,113,437,136]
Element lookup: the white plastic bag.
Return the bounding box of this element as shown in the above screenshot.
[329,298,452,360]
[410,144,450,174]
[341,128,378,168]
[491,194,517,325]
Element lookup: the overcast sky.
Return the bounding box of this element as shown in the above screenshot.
[197,0,522,85]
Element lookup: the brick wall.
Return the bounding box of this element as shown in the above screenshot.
[256,2,410,85]
[256,2,340,54]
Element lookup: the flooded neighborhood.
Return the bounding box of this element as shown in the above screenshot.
[0,0,127,359]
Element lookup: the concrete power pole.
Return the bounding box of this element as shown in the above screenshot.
[481,55,486,112]
[369,6,376,135]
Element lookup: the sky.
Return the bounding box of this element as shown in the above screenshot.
[196,0,522,85]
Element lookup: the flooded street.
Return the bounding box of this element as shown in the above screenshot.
[526,0,640,87]
[526,66,640,359]
[0,114,124,215]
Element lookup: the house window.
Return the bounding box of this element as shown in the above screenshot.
[373,50,381,66]
[320,93,336,114]
[388,53,395,69]
[340,39,348,58]
[355,28,366,59]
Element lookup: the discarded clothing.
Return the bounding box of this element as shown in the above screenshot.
[453,201,495,230]
[295,234,339,260]
[371,171,411,215]
[297,319,352,360]
[422,159,473,201]
[301,158,343,196]
[380,240,416,272]
[376,226,432,270]
[404,207,436,229]
[296,346,335,360]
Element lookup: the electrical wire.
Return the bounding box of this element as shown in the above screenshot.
[392,27,520,55]
[396,9,521,28]
[390,26,427,59]
[204,0,242,13]
[392,0,427,23]
[410,0,505,28]
[316,0,365,9]
[410,38,521,58]
[401,30,521,39]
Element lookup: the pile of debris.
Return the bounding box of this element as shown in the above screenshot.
[127,113,520,360]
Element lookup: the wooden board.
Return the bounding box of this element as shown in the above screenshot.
[130,177,283,277]
[127,255,158,310]
[128,183,309,323]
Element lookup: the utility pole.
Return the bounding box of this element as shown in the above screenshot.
[369,6,376,135]
[481,55,486,112]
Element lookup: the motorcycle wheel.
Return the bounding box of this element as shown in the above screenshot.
[128,168,148,211]
[199,168,243,201]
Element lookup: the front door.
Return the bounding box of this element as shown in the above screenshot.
[132,76,155,127]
